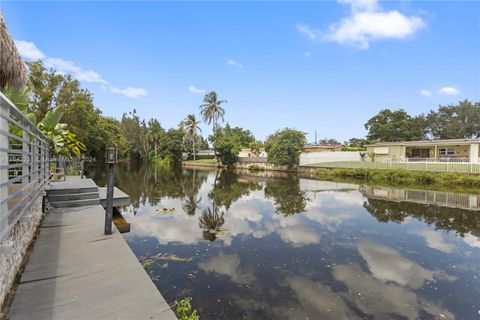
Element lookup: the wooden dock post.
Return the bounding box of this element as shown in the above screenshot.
[104,148,117,235]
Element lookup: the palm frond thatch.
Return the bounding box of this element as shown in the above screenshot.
[0,13,28,91]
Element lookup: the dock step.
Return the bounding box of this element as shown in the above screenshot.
[47,192,99,202]
[49,198,100,208]
[47,187,98,196]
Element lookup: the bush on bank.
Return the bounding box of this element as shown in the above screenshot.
[315,167,480,189]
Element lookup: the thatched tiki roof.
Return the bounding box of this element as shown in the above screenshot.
[0,12,28,91]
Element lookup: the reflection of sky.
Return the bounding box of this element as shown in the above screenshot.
[119,170,480,319]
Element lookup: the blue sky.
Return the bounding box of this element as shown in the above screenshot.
[2,0,479,142]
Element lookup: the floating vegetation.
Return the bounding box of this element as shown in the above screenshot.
[154,207,176,215]
[140,252,193,271]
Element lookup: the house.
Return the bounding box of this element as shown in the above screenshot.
[365,138,480,163]
[238,148,267,158]
[302,144,344,153]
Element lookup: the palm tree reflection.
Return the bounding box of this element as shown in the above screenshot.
[198,205,225,241]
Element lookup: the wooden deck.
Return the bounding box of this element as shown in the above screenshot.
[7,186,177,319]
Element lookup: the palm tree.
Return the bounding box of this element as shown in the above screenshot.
[146,119,163,158]
[180,114,202,160]
[199,91,227,130]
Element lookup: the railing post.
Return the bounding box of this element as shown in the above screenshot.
[22,122,30,186]
[0,99,9,241]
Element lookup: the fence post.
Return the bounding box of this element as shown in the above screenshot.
[22,123,30,186]
[0,100,9,241]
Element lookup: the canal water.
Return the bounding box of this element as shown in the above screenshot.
[90,163,480,320]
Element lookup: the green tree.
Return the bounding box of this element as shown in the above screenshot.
[158,128,184,163]
[180,114,202,160]
[209,124,252,167]
[317,138,341,145]
[146,119,164,159]
[199,91,227,129]
[426,100,480,139]
[364,109,426,142]
[265,128,306,167]
[120,110,148,160]
[345,137,368,148]
[249,141,264,157]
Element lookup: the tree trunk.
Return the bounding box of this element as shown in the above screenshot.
[193,136,196,161]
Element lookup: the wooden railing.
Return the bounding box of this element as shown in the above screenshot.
[0,92,50,241]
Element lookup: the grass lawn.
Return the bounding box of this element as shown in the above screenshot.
[189,159,217,164]
[310,161,480,174]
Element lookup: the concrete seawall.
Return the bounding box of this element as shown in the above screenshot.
[182,160,319,174]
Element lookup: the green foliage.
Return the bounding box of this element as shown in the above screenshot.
[364,108,426,142]
[317,137,340,145]
[209,170,261,210]
[265,176,308,216]
[265,128,306,167]
[364,101,480,142]
[158,128,185,163]
[180,114,202,160]
[341,146,366,151]
[209,124,251,167]
[199,91,226,129]
[173,297,200,320]
[248,164,264,172]
[426,100,480,139]
[315,168,480,189]
[249,141,264,156]
[345,137,368,148]
[198,206,225,241]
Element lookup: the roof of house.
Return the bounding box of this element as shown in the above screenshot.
[303,144,344,149]
[366,138,480,147]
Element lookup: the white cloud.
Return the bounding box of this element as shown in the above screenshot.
[110,86,148,99]
[15,39,148,98]
[188,85,206,94]
[420,89,432,97]
[14,40,45,60]
[198,253,256,284]
[296,24,320,41]
[227,59,243,68]
[44,57,108,85]
[412,230,455,253]
[299,0,425,49]
[438,87,461,95]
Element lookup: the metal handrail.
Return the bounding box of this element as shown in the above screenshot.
[0,91,50,241]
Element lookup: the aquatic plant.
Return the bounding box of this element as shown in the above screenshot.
[172,297,200,320]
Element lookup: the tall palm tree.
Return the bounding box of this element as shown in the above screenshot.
[180,114,202,160]
[199,91,227,130]
[146,119,163,158]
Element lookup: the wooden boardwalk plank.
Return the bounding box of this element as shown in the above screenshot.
[7,205,177,320]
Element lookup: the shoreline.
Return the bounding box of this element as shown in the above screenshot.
[181,161,480,194]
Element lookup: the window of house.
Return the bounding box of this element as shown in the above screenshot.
[439,148,455,155]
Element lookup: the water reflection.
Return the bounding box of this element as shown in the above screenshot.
[198,206,225,241]
[88,164,480,319]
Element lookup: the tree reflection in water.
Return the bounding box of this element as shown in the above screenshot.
[364,197,480,238]
[264,175,309,216]
[198,205,225,241]
[209,170,261,210]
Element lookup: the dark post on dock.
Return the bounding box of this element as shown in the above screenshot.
[105,148,117,235]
